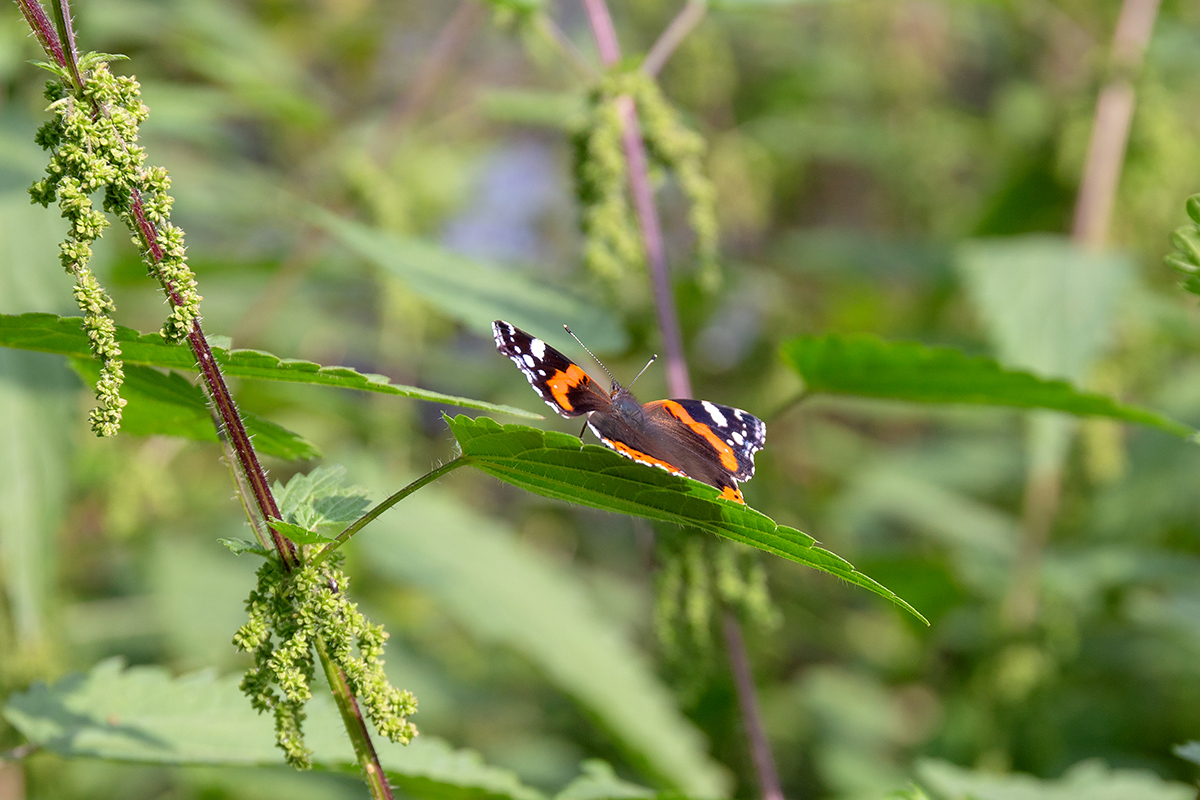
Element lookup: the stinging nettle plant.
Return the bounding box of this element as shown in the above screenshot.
[8,2,1195,799]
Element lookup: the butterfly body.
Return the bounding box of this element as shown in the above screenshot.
[493,320,765,503]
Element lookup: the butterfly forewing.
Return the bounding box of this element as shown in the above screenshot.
[492,320,611,418]
[642,399,765,481]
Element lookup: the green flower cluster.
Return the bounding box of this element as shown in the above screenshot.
[1167,194,1200,298]
[574,70,720,295]
[29,55,202,434]
[655,533,779,661]
[234,554,418,769]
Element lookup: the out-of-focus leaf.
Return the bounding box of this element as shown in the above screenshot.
[781,334,1192,437]
[0,313,538,418]
[359,485,728,798]
[312,210,627,352]
[274,465,371,534]
[447,415,927,623]
[957,236,1131,381]
[69,358,321,460]
[1173,741,1200,766]
[916,758,1193,800]
[0,351,74,648]
[554,761,657,800]
[477,0,543,11]
[3,659,545,800]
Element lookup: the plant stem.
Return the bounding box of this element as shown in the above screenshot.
[48,0,82,90]
[314,457,467,565]
[1070,0,1161,249]
[723,612,785,800]
[318,637,396,800]
[580,4,780,797]
[643,1,706,77]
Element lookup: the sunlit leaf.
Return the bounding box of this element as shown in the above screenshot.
[3,659,545,800]
[0,313,538,418]
[360,485,729,798]
[446,415,926,623]
[781,334,1192,437]
[70,358,321,461]
[312,210,627,352]
[274,465,371,534]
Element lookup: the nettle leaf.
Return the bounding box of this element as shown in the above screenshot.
[312,210,627,352]
[3,659,544,800]
[555,761,659,800]
[268,518,331,546]
[782,334,1193,438]
[447,415,926,623]
[217,538,270,557]
[0,313,539,419]
[274,465,371,535]
[69,358,321,460]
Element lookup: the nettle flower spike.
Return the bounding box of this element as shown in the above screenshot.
[29,55,203,435]
[574,69,720,297]
[234,554,417,768]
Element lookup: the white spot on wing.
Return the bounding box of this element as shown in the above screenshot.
[734,409,744,420]
[530,338,546,359]
[523,354,536,368]
[702,401,727,427]
[731,431,745,445]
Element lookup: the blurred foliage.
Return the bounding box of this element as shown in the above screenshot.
[4,2,1200,800]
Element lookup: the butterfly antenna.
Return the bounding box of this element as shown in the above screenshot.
[626,354,658,389]
[563,324,616,384]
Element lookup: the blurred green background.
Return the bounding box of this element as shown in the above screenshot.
[3,0,1200,798]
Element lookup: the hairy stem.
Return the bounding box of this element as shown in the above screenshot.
[643,1,706,77]
[314,457,468,565]
[318,638,396,800]
[14,0,64,72]
[580,4,778,797]
[48,0,82,89]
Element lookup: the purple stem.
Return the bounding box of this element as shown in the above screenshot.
[14,0,64,67]
[643,1,707,77]
[723,612,785,800]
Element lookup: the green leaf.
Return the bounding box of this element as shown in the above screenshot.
[0,313,538,418]
[268,518,331,546]
[359,484,729,798]
[274,465,372,534]
[446,415,927,624]
[69,358,322,461]
[0,351,74,648]
[781,334,1193,438]
[3,659,544,800]
[476,90,586,130]
[915,758,1194,800]
[311,210,627,352]
[217,538,270,557]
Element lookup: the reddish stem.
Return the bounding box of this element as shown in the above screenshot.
[14,0,64,68]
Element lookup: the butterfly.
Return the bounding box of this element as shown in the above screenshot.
[493,320,765,503]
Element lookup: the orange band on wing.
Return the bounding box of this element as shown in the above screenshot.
[658,400,740,472]
[546,364,590,412]
[719,485,745,504]
[602,438,686,476]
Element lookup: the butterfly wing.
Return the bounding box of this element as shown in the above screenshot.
[493,320,611,418]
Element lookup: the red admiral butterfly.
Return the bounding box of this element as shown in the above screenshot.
[493,320,766,504]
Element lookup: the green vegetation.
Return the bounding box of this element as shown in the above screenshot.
[2,1,1200,799]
